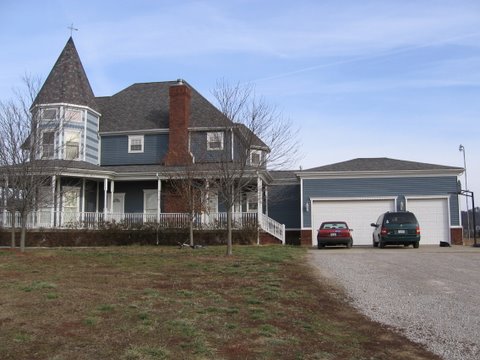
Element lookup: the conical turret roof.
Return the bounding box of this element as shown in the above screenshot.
[33,37,98,111]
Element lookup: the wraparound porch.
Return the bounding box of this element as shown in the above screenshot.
[0,211,285,243]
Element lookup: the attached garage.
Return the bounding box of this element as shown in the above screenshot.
[298,158,464,247]
[311,198,395,246]
[406,197,450,244]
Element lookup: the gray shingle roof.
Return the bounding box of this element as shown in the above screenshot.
[304,158,463,172]
[96,81,232,133]
[234,123,269,150]
[32,37,98,111]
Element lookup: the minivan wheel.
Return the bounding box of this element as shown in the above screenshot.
[413,241,419,249]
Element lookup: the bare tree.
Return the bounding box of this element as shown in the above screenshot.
[0,75,75,252]
[165,164,210,247]
[212,80,301,255]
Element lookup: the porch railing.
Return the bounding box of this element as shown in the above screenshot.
[0,210,284,243]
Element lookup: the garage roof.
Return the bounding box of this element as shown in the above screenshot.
[297,157,464,179]
[304,158,463,172]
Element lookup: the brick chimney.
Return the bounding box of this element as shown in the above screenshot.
[163,80,193,166]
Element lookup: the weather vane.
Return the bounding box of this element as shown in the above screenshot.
[67,23,78,37]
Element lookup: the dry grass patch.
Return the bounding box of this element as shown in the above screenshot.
[0,246,440,360]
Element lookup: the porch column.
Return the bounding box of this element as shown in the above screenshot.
[265,185,269,217]
[95,181,99,213]
[257,177,263,216]
[110,180,115,215]
[81,178,86,222]
[56,176,61,226]
[204,179,210,224]
[156,173,161,223]
[51,176,56,227]
[103,178,108,215]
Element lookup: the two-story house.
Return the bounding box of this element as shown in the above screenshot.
[1,37,466,247]
[11,37,284,242]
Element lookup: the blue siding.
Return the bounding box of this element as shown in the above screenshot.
[268,184,301,229]
[85,112,99,164]
[101,134,168,165]
[190,131,232,162]
[97,181,158,213]
[302,176,460,227]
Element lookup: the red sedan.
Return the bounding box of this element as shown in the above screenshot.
[317,221,353,249]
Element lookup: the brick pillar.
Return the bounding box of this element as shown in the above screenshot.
[300,230,313,246]
[450,227,463,245]
[164,81,193,166]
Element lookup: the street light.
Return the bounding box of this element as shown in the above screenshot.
[459,144,471,239]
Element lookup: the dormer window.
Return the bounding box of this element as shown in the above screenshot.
[128,135,144,153]
[207,132,224,151]
[250,150,262,166]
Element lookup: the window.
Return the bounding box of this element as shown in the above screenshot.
[65,109,83,123]
[250,150,262,166]
[43,108,57,121]
[65,131,80,160]
[207,132,224,150]
[128,135,144,153]
[247,192,259,212]
[42,131,55,158]
[143,189,158,215]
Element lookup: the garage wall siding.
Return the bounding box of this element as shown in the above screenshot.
[302,176,460,228]
[268,184,301,229]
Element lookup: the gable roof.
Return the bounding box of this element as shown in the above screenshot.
[296,158,463,177]
[304,158,463,172]
[234,123,269,150]
[96,81,232,133]
[32,37,98,111]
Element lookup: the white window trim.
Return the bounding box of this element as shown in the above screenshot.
[143,189,158,214]
[250,150,262,166]
[42,108,58,121]
[246,192,259,212]
[207,131,224,151]
[64,130,81,160]
[128,135,144,153]
[41,130,55,159]
[64,108,83,123]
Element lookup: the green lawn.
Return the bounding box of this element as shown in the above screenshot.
[0,246,439,359]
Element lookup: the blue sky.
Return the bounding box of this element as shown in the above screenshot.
[1,0,479,205]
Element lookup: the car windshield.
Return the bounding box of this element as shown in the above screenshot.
[384,213,417,225]
[321,222,348,229]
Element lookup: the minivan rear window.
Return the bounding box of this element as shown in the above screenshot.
[384,213,417,225]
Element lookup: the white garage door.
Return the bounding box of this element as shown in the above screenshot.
[311,198,395,246]
[407,198,449,244]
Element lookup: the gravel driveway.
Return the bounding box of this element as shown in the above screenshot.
[308,245,480,360]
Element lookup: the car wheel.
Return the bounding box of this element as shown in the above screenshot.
[379,241,385,249]
[317,244,325,249]
[346,240,352,249]
[373,236,379,248]
[413,241,419,249]
[404,244,409,247]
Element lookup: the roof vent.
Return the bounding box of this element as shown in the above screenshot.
[176,78,184,85]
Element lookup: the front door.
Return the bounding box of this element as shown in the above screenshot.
[62,187,80,225]
[204,191,218,225]
[107,193,125,222]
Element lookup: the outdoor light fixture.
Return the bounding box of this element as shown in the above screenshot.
[305,201,310,212]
